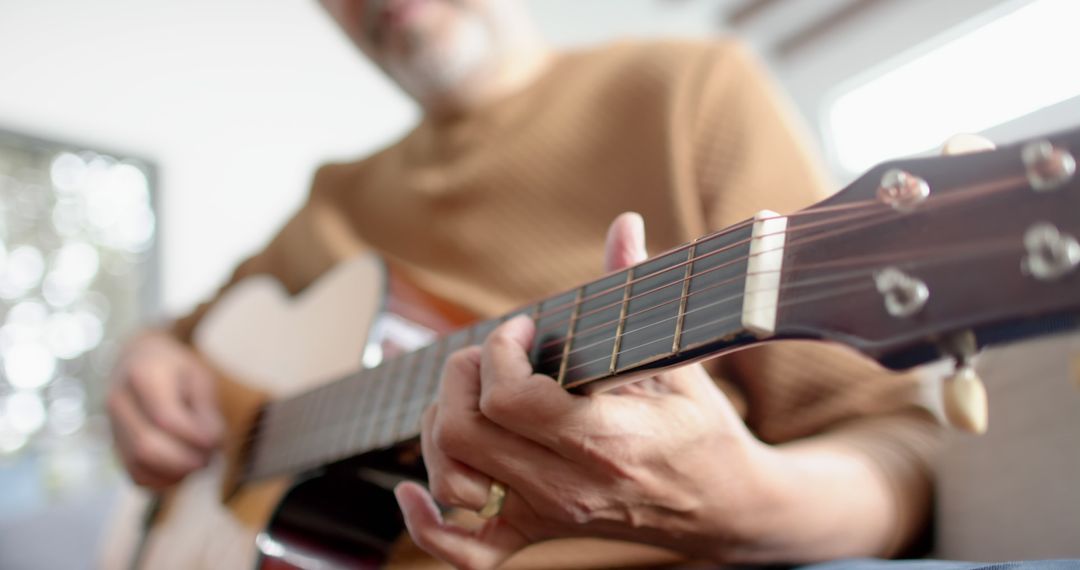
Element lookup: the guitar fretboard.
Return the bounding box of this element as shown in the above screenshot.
[244,222,756,481]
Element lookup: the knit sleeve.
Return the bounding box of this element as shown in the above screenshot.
[169,164,368,344]
[687,41,942,556]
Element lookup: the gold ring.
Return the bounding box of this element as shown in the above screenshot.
[478,480,507,519]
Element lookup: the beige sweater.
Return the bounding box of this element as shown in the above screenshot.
[173,40,939,556]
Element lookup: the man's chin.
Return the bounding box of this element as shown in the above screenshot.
[386,34,494,103]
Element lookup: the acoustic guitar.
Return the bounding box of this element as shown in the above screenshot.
[102,128,1080,569]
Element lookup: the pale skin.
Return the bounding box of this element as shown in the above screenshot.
[107,0,975,565]
[395,213,901,568]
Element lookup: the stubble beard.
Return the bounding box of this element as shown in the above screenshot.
[388,13,495,102]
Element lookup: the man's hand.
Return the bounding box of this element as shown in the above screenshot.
[395,213,788,568]
[107,331,223,489]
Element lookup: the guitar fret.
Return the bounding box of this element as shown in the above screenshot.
[243,221,767,482]
[673,240,697,353]
[609,272,632,373]
[562,270,633,384]
[557,287,584,385]
[333,375,363,453]
[400,339,445,438]
[424,337,449,400]
[680,224,755,349]
[388,349,424,441]
[326,371,362,460]
[341,371,372,456]
[358,360,393,449]
[294,389,323,470]
[378,351,417,447]
[472,318,501,347]
[407,329,469,434]
[532,294,575,376]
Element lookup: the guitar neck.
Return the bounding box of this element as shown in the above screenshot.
[240,128,1080,482]
[243,219,765,481]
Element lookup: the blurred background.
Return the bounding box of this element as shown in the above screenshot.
[0,0,1077,567]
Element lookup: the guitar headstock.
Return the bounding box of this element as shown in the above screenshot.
[774,128,1080,373]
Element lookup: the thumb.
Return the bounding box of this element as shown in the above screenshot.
[396,482,528,570]
[604,212,648,272]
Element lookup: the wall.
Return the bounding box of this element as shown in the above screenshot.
[0,0,418,317]
[3,0,1076,317]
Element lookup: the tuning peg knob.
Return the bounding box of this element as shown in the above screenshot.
[942,364,988,434]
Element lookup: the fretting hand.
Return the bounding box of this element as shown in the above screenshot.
[395,213,790,568]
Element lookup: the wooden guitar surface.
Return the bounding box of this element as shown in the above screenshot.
[101,255,384,569]
[101,254,683,569]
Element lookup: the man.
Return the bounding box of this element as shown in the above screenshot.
[108,0,938,566]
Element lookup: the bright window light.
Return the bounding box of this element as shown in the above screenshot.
[827,0,1080,173]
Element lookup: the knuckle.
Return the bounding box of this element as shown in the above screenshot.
[431,419,466,456]
[130,434,160,466]
[443,349,476,378]
[478,385,516,423]
[128,368,157,392]
[488,327,516,348]
[152,409,186,434]
[427,476,461,507]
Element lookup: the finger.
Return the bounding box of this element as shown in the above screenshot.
[180,363,224,443]
[435,345,565,497]
[478,316,588,449]
[396,481,529,570]
[941,133,996,156]
[122,457,181,490]
[421,403,490,511]
[108,391,208,478]
[128,365,219,450]
[604,212,647,272]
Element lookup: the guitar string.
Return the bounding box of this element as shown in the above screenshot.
[531,206,897,340]
[533,184,1026,359]
[533,213,969,356]
[253,236,1025,476]
[338,237,1025,432]
[258,170,1023,442]
[245,174,1026,457]
[521,175,1024,331]
[559,240,1023,378]
[246,200,899,454]
[533,202,913,352]
[245,236,1026,471]
[540,237,1022,371]
[259,169,1023,442]
[247,237,1026,480]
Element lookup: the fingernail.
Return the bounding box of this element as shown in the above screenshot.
[630,213,647,256]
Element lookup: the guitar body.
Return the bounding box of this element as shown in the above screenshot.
[103,255,401,569]
[103,255,682,570]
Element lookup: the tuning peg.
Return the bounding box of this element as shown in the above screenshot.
[942,364,988,434]
[937,330,988,434]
